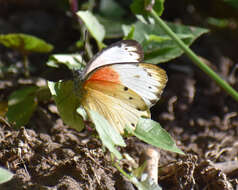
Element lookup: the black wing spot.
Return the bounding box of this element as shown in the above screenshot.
[148,86,152,89]
[129,52,133,56]
[125,47,128,50]
[148,73,152,77]
[124,87,128,91]
[137,107,141,111]
[131,123,135,127]
[129,97,133,100]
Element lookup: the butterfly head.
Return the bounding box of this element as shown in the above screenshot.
[73,68,85,81]
[71,67,86,95]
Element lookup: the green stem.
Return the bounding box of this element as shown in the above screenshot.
[150,9,238,102]
[113,162,131,179]
[85,40,93,59]
[23,54,30,77]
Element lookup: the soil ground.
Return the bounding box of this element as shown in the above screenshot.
[0,1,238,189]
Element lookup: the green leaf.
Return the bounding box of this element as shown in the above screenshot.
[47,54,85,131]
[224,0,238,9]
[145,34,171,43]
[0,33,53,54]
[0,167,14,184]
[6,86,38,128]
[75,40,84,48]
[48,81,84,132]
[131,0,164,18]
[130,118,184,154]
[99,0,125,18]
[133,161,147,178]
[47,54,84,70]
[77,11,105,43]
[123,21,209,64]
[122,24,135,40]
[97,16,125,39]
[207,17,229,28]
[88,110,126,160]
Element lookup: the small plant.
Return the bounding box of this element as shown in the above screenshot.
[0,34,54,128]
[0,33,53,77]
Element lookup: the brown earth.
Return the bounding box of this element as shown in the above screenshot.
[0,0,238,189]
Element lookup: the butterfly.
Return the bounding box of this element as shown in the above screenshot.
[75,40,167,134]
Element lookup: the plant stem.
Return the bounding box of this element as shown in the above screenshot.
[85,36,93,59]
[23,54,30,77]
[70,0,93,61]
[113,162,131,179]
[150,9,238,102]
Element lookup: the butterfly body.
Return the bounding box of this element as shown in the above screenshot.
[78,40,167,134]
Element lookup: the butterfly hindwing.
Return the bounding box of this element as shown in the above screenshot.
[82,62,167,133]
[84,80,148,111]
[82,40,144,78]
[82,80,150,134]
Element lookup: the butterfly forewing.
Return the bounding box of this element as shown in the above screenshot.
[111,63,167,107]
[82,40,144,78]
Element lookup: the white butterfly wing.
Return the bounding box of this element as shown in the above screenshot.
[82,80,150,134]
[111,63,167,108]
[82,62,167,133]
[82,40,144,78]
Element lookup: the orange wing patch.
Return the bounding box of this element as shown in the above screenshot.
[86,67,120,84]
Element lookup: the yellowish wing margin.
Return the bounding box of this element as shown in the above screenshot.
[82,81,150,134]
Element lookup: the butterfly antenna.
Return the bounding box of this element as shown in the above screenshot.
[83,30,88,50]
[80,29,89,62]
